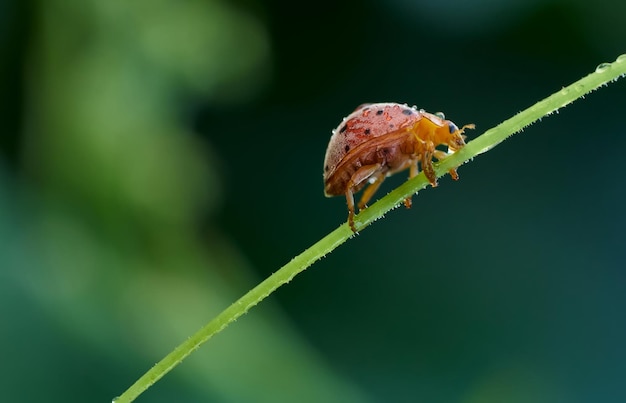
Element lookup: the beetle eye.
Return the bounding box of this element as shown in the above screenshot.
[435,112,445,120]
[448,122,458,133]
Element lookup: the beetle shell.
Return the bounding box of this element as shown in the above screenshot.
[324,103,425,196]
[323,102,473,231]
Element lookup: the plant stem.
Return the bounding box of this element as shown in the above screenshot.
[115,54,626,403]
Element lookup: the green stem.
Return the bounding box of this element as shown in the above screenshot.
[115,54,626,403]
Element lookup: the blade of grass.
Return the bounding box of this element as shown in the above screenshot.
[115,54,626,403]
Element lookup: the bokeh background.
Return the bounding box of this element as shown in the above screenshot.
[1,0,625,402]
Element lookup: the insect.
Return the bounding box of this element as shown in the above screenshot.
[323,102,474,232]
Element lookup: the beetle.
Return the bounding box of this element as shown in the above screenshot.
[323,102,474,232]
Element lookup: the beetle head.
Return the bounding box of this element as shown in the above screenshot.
[447,122,475,152]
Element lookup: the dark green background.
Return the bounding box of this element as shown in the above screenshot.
[2,0,625,402]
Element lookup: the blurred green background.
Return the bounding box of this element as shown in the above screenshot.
[1,0,625,402]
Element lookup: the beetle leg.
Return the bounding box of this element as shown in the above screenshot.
[404,159,419,209]
[346,187,356,232]
[345,163,382,232]
[433,150,460,180]
[410,159,419,178]
[357,171,386,210]
[448,168,460,181]
[433,150,449,160]
[421,142,437,187]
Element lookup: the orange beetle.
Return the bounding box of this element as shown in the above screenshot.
[323,102,474,232]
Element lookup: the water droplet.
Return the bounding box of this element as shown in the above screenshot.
[616,54,626,63]
[596,62,611,73]
[574,84,585,92]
